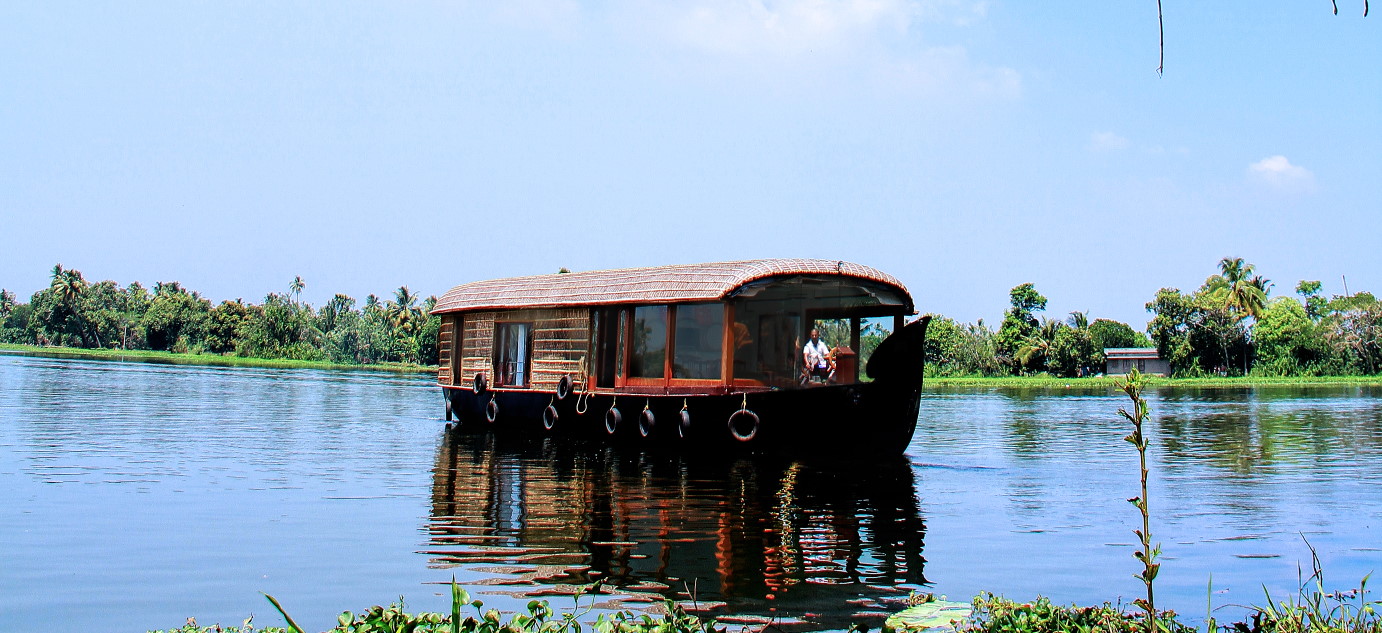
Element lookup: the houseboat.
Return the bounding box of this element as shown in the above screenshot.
[431,259,930,455]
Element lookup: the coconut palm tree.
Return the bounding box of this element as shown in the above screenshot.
[389,286,418,331]
[51,266,96,347]
[289,276,305,305]
[1017,318,1066,373]
[1067,310,1089,330]
[1219,257,1267,319]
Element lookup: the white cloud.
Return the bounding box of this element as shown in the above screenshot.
[606,0,1017,98]
[1089,131,1129,152]
[1247,155,1316,193]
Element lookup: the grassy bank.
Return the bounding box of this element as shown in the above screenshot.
[0,343,435,375]
[925,374,1382,389]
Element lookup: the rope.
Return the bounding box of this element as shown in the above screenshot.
[575,373,594,415]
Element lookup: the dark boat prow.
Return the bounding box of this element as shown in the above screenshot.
[866,314,932,387]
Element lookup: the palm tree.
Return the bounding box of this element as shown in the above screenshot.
[1219,257,1266,319]
[1067,310,1089,330]
[320,294,354,333]
[1217,257,1268,374]
[389,286,419,332]
[289,276,305,305]
[387,286,421,363]
[1017,318,1065,373]
[51,266,96,347]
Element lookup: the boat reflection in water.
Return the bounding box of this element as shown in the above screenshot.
[429,425,928,629]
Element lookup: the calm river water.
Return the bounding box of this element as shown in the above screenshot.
[1,353,1379,632]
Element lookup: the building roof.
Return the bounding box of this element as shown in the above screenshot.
[433,259,911,314]
[1104,347,1162,359]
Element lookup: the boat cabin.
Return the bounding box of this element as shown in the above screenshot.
[432,259,915,396]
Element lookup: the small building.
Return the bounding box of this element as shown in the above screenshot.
[1104,348,1169,376]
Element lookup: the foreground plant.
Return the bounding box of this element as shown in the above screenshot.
[956,594,1194,633]
[1118,367,1162,630]
[1232,539,1381,633]
[249,580,724,633]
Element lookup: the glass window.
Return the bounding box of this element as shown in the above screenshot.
[673,303,724,380]
[495,322,532,387]
[629,306,667,379]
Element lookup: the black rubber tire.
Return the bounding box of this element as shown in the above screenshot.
[679,409,692,438]
[485,398,498,423]
[605,406,621,434]
[543,404,559,430]
[556,375,573,400]
[728,409,760,442]
[444,395,454,421]
[638,408,656,438]
[474,373,488,395]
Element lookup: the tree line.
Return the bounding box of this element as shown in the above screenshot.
[0,265,440,366]
[4,258,1378,377]
[923,257,1380,378]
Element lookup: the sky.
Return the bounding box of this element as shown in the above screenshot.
[2,1,1378,329]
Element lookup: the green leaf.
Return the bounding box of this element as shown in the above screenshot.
[262,593,307,633]
[882,600,973,633]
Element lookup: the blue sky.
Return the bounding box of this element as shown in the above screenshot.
[2,1,1378,328]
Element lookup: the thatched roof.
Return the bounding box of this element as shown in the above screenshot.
[433,259,910,314]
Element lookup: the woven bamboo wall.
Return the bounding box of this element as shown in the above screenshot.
[529,308,590,390]
[459,311,496,383]
[457,309,591,391]
[437,316,456,385]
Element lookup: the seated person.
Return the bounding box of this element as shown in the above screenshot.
[801,328,836,383]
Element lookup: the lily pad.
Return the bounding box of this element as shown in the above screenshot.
[882,600,972,632]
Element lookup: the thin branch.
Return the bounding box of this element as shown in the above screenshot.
[1157,0,1165,76]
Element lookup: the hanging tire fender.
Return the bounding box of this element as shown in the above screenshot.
[605,406,621,434]
[728,409,759,442]
[638,407,656,438]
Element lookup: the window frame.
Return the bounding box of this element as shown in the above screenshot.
[493,320,535,389]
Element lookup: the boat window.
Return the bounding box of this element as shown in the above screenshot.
[494,322,532,388]
[732,303,801,388]
[591,308,626,388]
[672,303,723,380]
[629,306,667,379]
[729,276,907,388]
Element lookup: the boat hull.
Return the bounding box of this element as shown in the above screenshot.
[440,316,932,456]
[442,379,921,456]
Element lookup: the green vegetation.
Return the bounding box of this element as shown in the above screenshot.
[1,265,441,369]
[0,343,432,373]
[152,582,724,633]
[923,257,1380,379]
[925,374,1382,389]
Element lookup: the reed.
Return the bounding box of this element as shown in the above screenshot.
[1232,538,1382,633]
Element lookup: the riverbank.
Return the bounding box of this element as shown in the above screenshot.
[0,343,434,374]
[925,374,1382,389]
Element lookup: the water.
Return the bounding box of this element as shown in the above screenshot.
[1,354,1379,632]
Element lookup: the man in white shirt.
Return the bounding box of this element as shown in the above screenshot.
[802,328,834,383]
